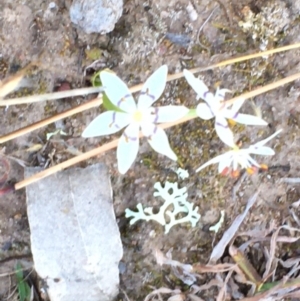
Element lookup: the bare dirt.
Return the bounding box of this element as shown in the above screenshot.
[1,0,300,300]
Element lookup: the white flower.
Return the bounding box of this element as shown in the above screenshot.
[82,65,189,174]
[183,69,268,147]
[196,130,282,176]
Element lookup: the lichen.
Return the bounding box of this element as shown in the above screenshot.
[125,181,200,234]
[238,1,290,51]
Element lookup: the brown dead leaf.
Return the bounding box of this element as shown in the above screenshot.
[144,287,182,301]
[190,278,224,294]
[26,144,43,153]
[263,225,300,281]
[153,249,193,272]
[209,192,259,263]
[279,257,300,269]
[216,271,233,301]
[192,263,235,274]
[187,294,205,301]
[229,245,262,286]
[168,293,185,301]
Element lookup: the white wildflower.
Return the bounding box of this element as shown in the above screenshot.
[183,69,268,147]
[196,130,282,176]
[82,65,189,174]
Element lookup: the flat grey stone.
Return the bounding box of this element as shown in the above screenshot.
[25,164,122,301]
[70,0,123,34]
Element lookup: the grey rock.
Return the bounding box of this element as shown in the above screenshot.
[25,164,122,301]
[70,0,123,34]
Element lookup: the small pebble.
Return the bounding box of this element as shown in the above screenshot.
[2,241,12,251]
[49,2,56,9]
[118,261,126,274]
[186,1,198,22]
[149,230,156,238]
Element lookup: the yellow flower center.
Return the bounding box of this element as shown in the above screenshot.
[132,110,143,123]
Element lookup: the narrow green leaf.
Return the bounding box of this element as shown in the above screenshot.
[186,108,197,118]
[91,71,102,87]
[102,93,125,113]
[91,71,125,113]
[15,262,31,301]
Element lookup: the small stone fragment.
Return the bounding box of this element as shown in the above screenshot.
[186,1,198,22]
[70,0,123,34]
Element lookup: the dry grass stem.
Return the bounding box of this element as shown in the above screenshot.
[13,114,194,190]
[3,42,300,191]
[0,87,103,106]
[224,72,300,106]
[1,43,300,145]
[10,66,300,190]
[0,96,103,144]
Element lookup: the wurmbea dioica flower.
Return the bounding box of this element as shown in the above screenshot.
[196,129,282,177]
[82,65,189,174]
[183,69,268,147]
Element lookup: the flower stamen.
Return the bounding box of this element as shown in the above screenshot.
[260,164,268,170]
[246,167,255,175]
[117,94,132,106]
[140,88,155,100]
[231,170,240,178]
[221,167,230,176]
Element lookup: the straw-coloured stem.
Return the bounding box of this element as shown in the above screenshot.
[2,42,300,193]
[0,87,103,106]
[14,114,195,190]
[0,97,103,144]
[12,65,300,191]
[1,43,300,144]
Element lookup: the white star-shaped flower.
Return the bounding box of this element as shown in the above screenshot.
[183,69,268,147]
[196,130,282,177]
[82,65,189,174]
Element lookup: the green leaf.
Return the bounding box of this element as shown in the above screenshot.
[85,48,102,61]
[91,70,125,113]
[186,108,197,118]
[15,262,31,301]
[91,71,102,87]
[102,93,125,113]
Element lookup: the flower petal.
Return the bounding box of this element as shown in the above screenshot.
[218,152,233,173]
[215,117,235,147]
[155,106,189,123]
[117,123,140,174]
[196,153,228,173]
[246,155,261,168]
[183,69,215,105]
[231,98,245,113]
[146,126,177,160]
[248,146,275,156]
[232,155,239,170]
[100,71,136,113]
[214,88,231,102]
[196,103,214,120]
[137,65,168,110]
[227,112,268,126]
[82,111,130,137]
[253,129,282,147]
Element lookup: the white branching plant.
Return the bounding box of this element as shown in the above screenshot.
[125,181,200,234]
[82,65,282,232]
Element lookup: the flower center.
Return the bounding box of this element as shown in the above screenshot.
[132,110,143,123]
